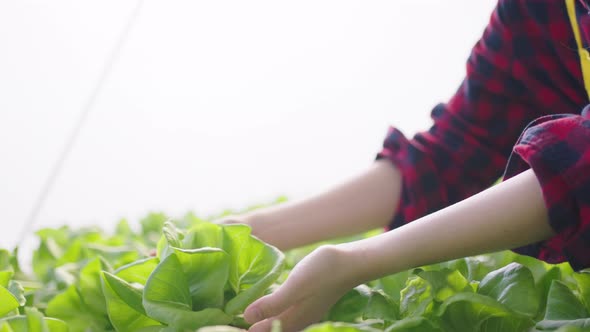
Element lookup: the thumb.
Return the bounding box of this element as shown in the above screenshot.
[244,288,294,324]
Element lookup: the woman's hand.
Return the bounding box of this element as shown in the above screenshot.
[244,169,555,332]
[244,244,364,332]
[215,160,402,252]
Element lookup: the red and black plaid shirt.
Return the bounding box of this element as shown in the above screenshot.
[379,0,590,270]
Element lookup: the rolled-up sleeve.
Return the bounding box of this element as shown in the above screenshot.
[504,110,590,270]
[377,1,590,268]
[379,0,555,228]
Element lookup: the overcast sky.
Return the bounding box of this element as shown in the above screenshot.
[0,0,497,251]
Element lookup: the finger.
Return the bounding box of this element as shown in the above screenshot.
[273,297,335,332]
[248,318,275,332]
[249,297,332,332]
[244,293,291,324]
[244,289,294,324]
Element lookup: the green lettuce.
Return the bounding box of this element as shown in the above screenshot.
[3,205,590,332]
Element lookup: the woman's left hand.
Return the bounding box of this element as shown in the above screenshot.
[244,244,364,332]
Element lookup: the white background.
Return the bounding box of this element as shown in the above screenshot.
[0,0,497,250]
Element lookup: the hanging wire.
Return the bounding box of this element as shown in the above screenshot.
[16,0,146,247]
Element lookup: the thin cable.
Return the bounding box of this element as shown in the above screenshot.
[16,0,145,247]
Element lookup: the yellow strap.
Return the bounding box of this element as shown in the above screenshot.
[566,0,590,100]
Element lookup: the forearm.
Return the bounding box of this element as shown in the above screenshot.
[246,159,402,251]
[344,169,555,284]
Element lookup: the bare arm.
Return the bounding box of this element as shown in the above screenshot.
[348,168,554,282]
[242,159,402,250]
[245,169,556,331]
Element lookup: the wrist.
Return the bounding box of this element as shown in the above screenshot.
[331,242,375,288]
[336,236,407,285]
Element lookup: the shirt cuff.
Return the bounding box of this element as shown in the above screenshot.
[377,126,449,230]
[503,110,590,271]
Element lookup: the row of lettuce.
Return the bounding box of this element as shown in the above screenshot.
[1,210,590,331]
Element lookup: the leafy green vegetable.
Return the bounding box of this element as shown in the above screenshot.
[0,323,13,332]
[399,276,434,318]
[78,258,112,316]
[114,257,158,285]
[477,262,540,317]
[362,289,397,322]
[222,224,285,315]
[327,285,372,323]
[385,316,442,332]
[573,273,590,312]
[535,280,590,330]
[0,307,67,332]
[303,321,380,332]
[142,253,232,329]
[44,318,68,332]
[436,292,535,331]
[46,284,111,331]
[416,268,471,302]
[101,272,160,331]
[3,204,590,332]
[0,285,20,317]
[172,247,229,310]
